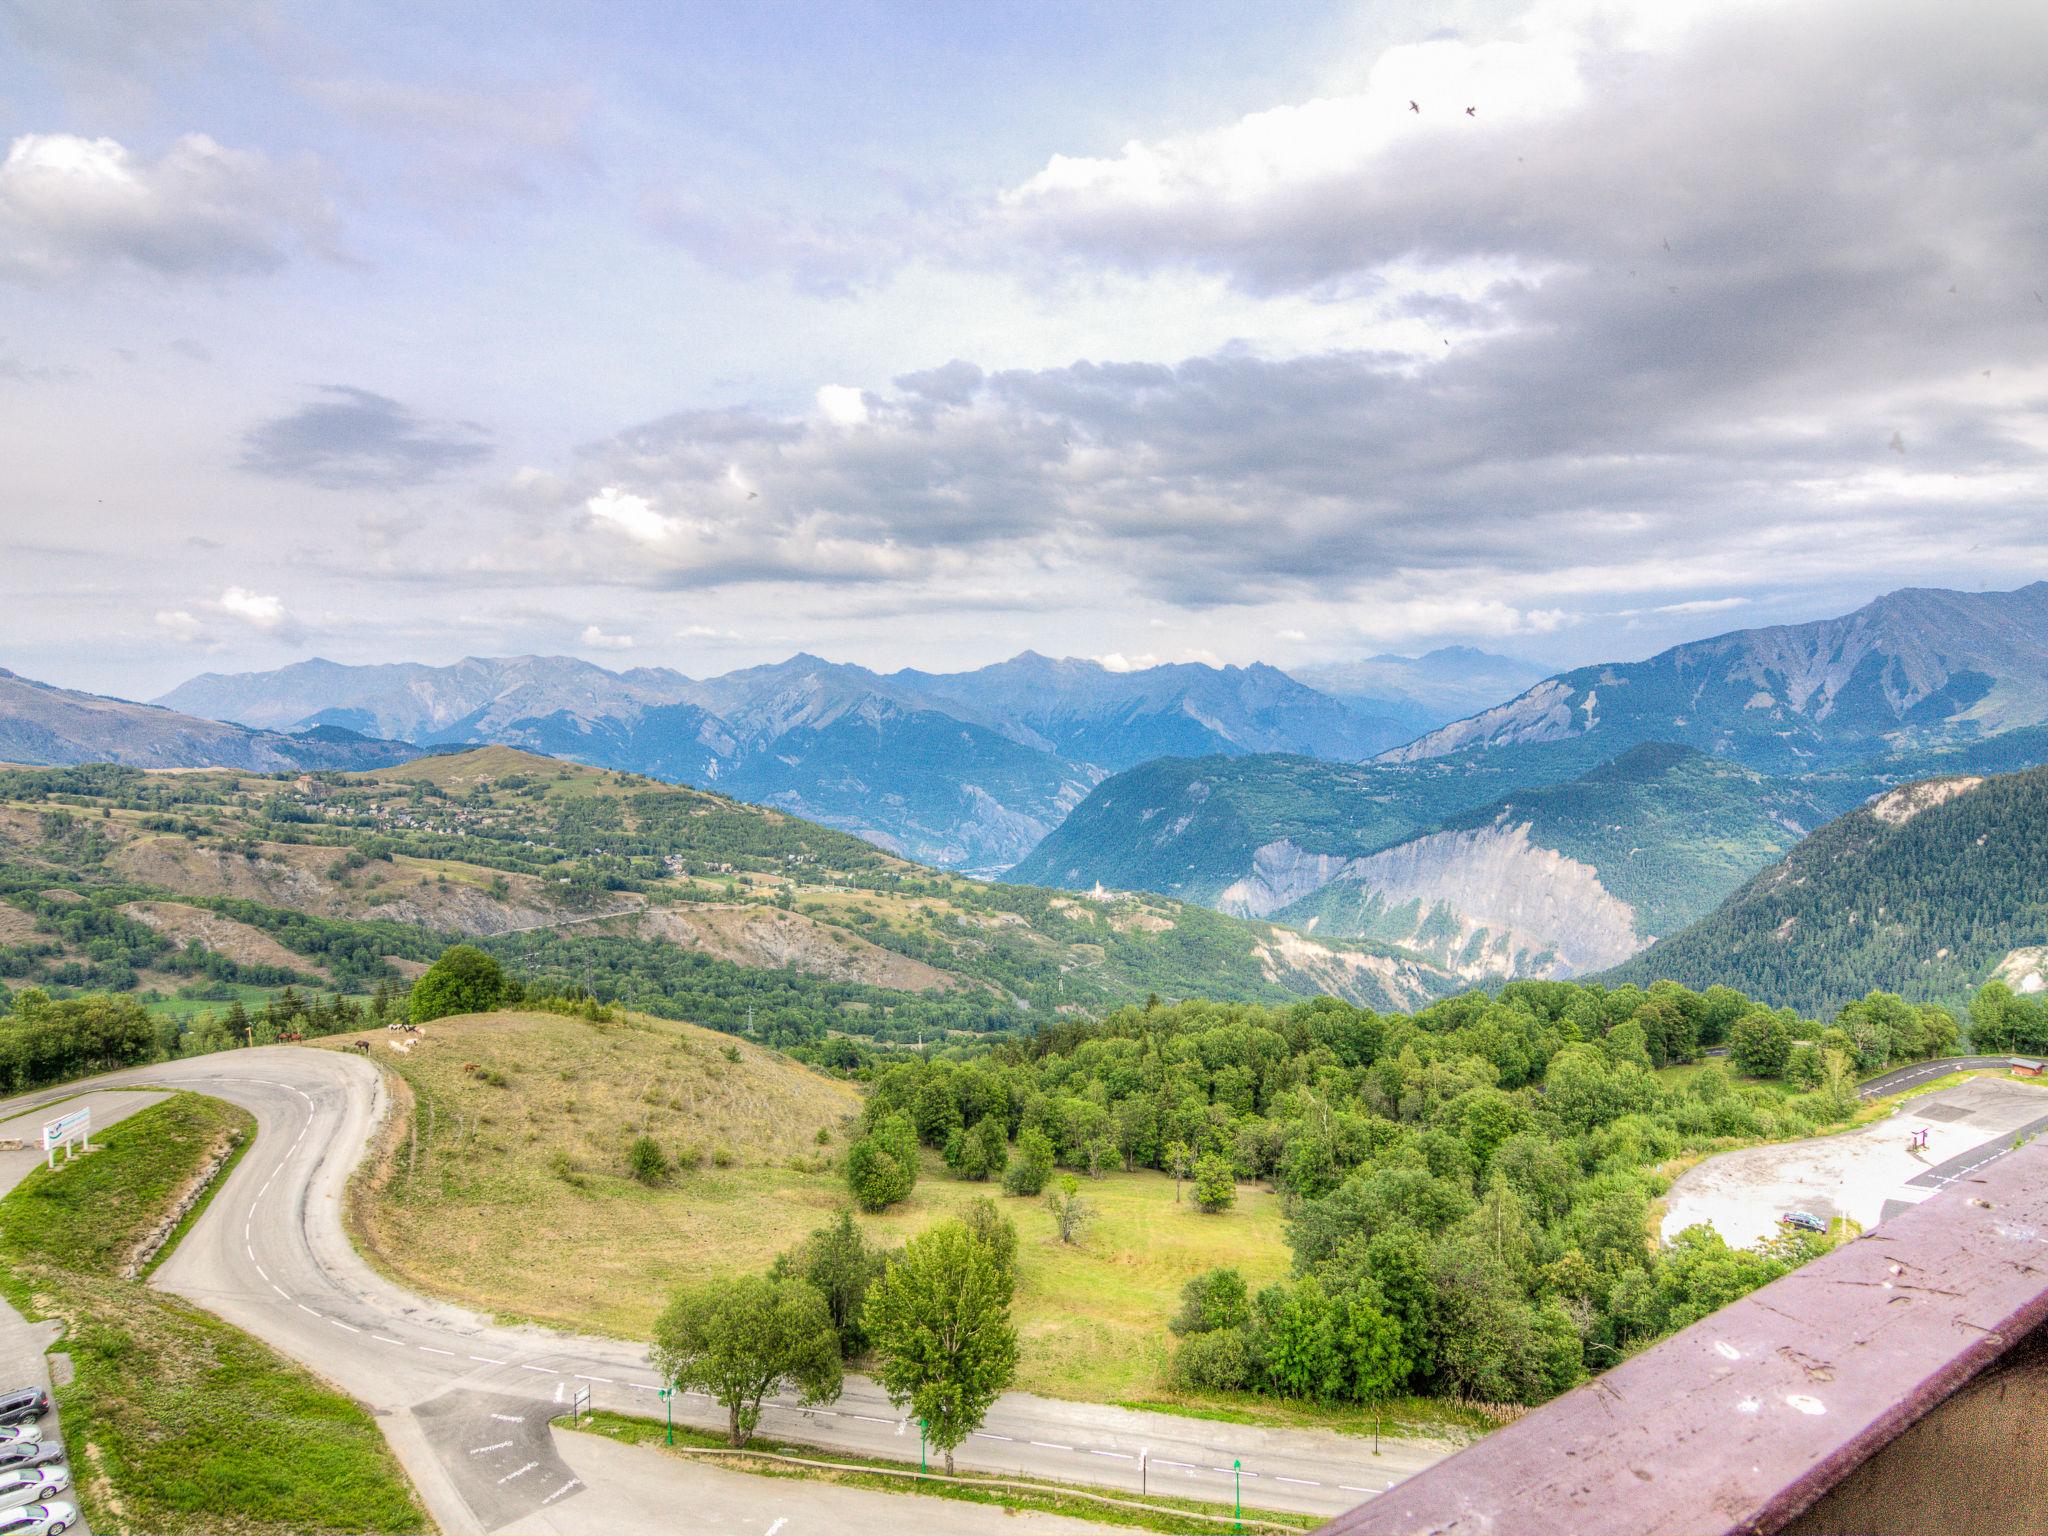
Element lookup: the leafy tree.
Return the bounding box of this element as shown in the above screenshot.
[1727,1010,1793,1078]
[1171,1268,1250,1336]
[1337,1292,1409,1450]
[771,1210,887,1357]
[1044,1174,1092,1244]
[944,1117,1008,1181]
[409,943,510,1023]
[1001,1127,1054,1196]
[651,1276,843,1445]
[865,1221,1018,1474]
[1192,1154,1236,1213]
[960,1196,1019,1300]
[1164,1139,1193,1202]
[846,1112,920,1211]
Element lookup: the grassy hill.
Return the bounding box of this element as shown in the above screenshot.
[1609,764,2048,1013]
[339,1010,1294,1403]
[0,749,1463,1037]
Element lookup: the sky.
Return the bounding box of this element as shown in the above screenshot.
[2,0,2044,699]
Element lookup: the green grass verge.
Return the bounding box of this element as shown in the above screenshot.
[0,1092,430,1536]
[571,1408,1317,1534]
[1111,1392,1489,1443]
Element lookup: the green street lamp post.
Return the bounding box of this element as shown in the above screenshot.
[1234,1458,1242,1533]
[919,1417,929,1476]
[658,1386,673,1446]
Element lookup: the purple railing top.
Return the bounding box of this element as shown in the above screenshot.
[1321,1139,2048,1535]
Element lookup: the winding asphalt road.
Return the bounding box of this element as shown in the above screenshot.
[0,1049,1443,1533]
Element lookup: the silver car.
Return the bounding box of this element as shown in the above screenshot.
[0,1433,37,1451]
[0,1446,58,1475]
[0,1468,67,1514]
[0,1501,77,1535]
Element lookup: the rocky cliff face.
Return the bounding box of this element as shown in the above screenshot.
[1229,821,1647,980]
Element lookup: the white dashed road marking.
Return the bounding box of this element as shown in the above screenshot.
[471,1441,513,1455]
[498,1461,538,1484]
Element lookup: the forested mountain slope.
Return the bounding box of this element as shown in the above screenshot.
[1008,744,1824,982]
[0,749,1463,1035]
[1609,764,2048,1013]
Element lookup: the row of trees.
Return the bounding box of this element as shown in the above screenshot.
[652,1205,1018,1472]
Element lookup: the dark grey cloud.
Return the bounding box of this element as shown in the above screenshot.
[240,386,493,489]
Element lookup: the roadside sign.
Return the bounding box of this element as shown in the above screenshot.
[571,1384,590,1426]
[41,1107,90,1168]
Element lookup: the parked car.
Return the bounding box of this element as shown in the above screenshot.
[0,1432,40,1450]
[0,1468,68,1513]
[0,1501,76,1535]
[1780,1210,1828,1234]
[0,1396,44,1431]
[0,1447,58,1475]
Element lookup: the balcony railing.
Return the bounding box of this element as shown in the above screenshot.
[1319,1139,2048,1535]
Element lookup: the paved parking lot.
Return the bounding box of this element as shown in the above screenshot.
[1660,1076,2048,1246]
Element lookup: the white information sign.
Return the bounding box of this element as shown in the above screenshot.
[41,1106,91,1167]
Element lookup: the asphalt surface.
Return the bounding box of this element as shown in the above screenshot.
[0,1051,1445,1534]
[1855,1054,2013,1098]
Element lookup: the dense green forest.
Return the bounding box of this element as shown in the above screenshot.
[1611,766,2048,1013]
[850,978,1957,1410]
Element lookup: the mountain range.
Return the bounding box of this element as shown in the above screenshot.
[152,648,1523,872]
[1013,583,2048,982]
[1384,583,2048,774]
[0,666,419,774]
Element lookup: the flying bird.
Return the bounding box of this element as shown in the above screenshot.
[1409,100,1420,113]
[1889,431,1906,454]
[1662,238,1671,252]
[746,490,759,500]
[1464,106,1476,117]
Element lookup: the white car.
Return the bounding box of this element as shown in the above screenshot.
[0,1468,67,1514]
[0,1502,77,1535]
[0,1433,36,1451]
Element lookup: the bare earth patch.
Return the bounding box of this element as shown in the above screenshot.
[633,903,965,992]
[122,900,325,978]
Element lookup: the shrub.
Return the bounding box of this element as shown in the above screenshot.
[1171,1268,1250,1335]
[1001,1127,1054,1197]
[628,1135,669,1185]
[846,1112,919,1212]
[1170,1326,1255,1392]
[1044,1174,1092,1244]
[1192,1154,1237,1213]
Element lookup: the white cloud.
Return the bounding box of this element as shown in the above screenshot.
[580,624,634,650]
[1276,628,1308,642]
[815,384,870,427]
[1095,652,1159,672]
[154,609,204,644]
[585,486,675,544]
[0,131,331,283]
[216,586,288,631]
